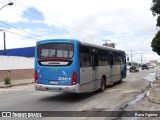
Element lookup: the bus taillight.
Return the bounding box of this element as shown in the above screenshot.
[34,70,38,83]
[72,71,77,85]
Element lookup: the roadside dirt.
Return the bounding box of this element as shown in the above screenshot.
[120,70,160,120]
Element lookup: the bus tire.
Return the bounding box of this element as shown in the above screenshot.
[100,77,106,92]
[119,74,123,84]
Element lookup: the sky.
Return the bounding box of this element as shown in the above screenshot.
[0,0,160,63]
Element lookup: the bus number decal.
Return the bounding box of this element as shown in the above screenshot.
[58,77,71,81]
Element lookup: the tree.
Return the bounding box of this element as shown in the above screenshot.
[151,31,160,55]
[151,0,160,55]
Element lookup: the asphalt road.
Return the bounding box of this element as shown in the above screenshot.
[0,67,159,120]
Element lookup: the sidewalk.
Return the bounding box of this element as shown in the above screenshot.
[0,79,34,88]
[147,69,160,104]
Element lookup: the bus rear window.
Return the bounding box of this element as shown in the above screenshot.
[37,43,74,59]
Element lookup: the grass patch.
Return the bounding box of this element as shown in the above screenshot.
[4,76,11,85]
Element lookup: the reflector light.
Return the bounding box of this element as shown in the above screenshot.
[72,71,77,85]
[34,70,38,83]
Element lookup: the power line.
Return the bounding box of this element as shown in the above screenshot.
[3,29,38,39]
[0,1,44,24]
[0,21,47,39]
[0,0,99,38]
[0,1,48,39]
[0,0,99,40]
[12,0,98,38]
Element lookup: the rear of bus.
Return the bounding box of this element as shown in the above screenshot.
[35,39,80,93]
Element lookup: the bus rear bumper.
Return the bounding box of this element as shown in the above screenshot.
[35,83,80,93]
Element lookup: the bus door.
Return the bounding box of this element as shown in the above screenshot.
[90,50,98,90]
[109,53,114,85]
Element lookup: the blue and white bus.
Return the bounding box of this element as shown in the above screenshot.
[35,39,127,93]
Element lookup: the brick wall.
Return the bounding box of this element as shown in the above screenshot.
[0,69,34,82]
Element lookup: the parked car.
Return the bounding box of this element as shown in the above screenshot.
[129,66,139,72]
[149,65,154,69]
[155,69,160,80]
[153,64,157,67]
[141,64,149,70]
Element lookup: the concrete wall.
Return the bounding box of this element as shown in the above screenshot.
[0,56,34,70]
[0,56,34,81]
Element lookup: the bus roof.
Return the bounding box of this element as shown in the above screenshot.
[37,39,79,44]
[80,41,125,53]
[37,39,125,54]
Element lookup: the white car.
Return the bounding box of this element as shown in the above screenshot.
[127,66,131,70]
[155,69,160,80]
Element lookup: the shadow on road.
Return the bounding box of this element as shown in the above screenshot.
[39,90,100,103]
[39,81,126,103]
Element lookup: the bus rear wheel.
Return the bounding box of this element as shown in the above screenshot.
[119,74,122,83]
[100,77,106,92]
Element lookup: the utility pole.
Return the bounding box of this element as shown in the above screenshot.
[135,53,143,66]
[0,29,6,55]
[129,50,134,66]
[141,54,142,66]
[3,30,6,55]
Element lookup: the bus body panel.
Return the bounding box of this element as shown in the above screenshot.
[96,66,110,86]
[80,67,93,92]
[36,66,74,85]
[35,39,127,93]
[35,83,80,93]
[113,65,121,83]
[35,39,80,88]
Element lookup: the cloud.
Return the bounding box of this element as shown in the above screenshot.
[0,0,159,62]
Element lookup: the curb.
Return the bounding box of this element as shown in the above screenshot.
[147,88,160,104]
[147,77,160,104]
[0,82,34,88]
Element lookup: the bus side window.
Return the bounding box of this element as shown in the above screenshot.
[94,54,98,66]
[109,54,114,65]
[80,46,91,67]
[103,51,109,65]
[98,50,103,66]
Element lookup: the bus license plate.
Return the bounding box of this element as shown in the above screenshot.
[50,81,58,85]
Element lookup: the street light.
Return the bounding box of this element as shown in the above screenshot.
[0,2,13,11]
[0,2,13,55]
